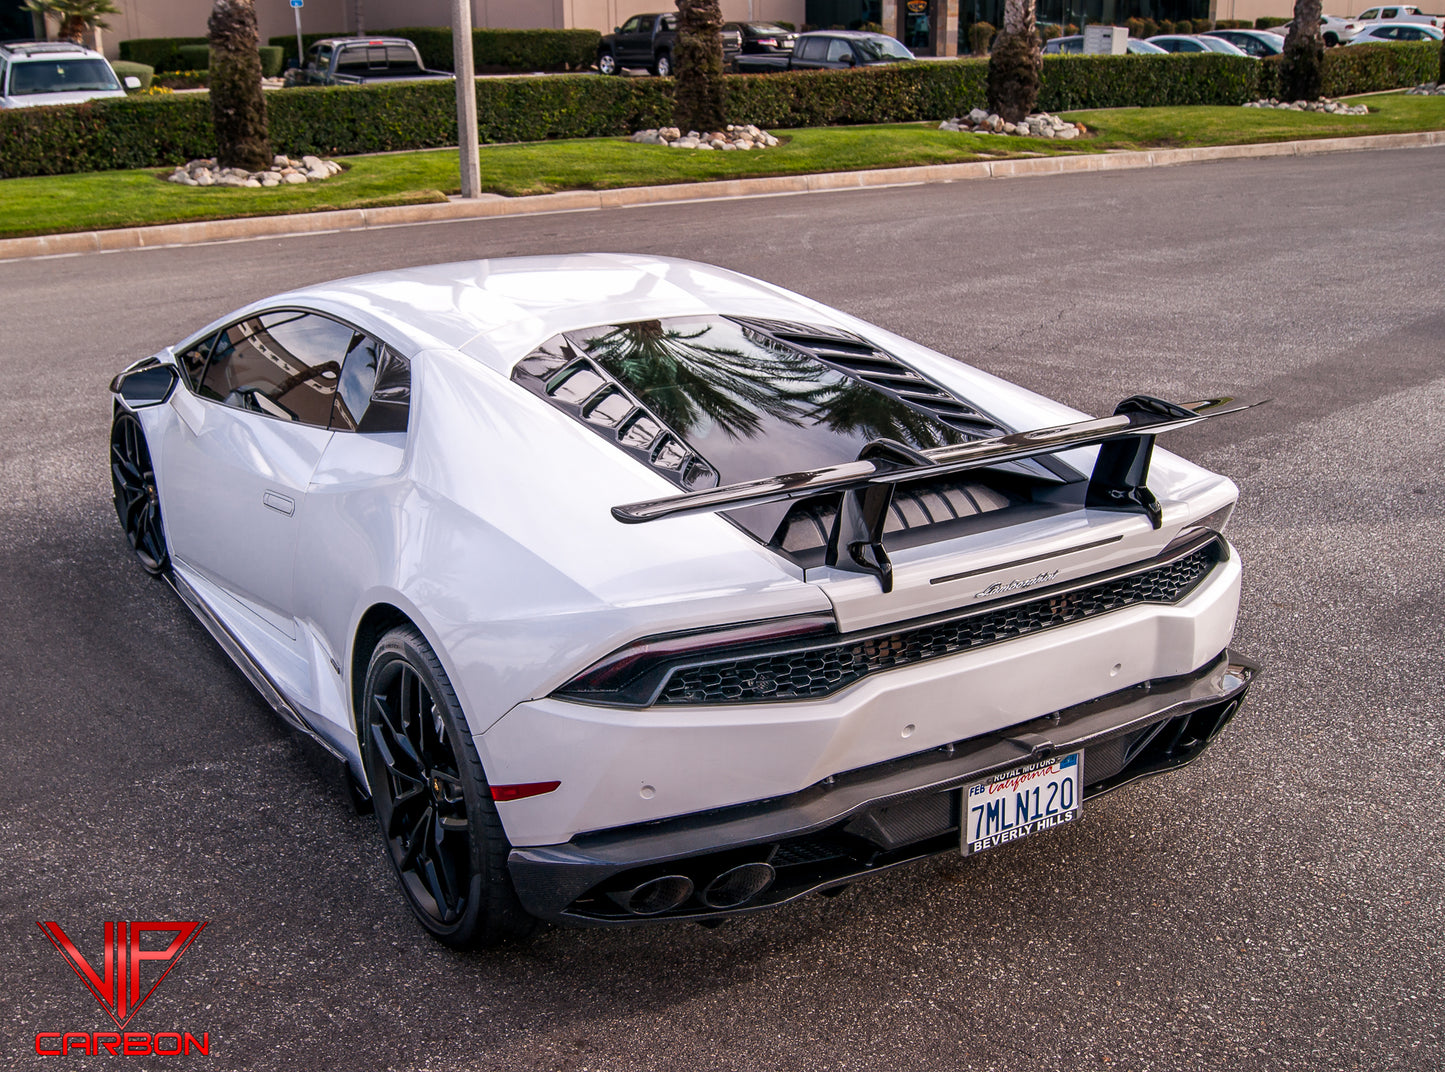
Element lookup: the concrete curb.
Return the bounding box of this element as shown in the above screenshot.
[4,129,1442,262]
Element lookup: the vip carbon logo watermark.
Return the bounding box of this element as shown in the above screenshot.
[34,920,209,1057]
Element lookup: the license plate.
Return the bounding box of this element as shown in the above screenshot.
[962,750,1082,856]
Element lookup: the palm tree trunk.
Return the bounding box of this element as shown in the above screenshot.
[987,0,1042,122]
[674,0,726,133]
[208,0,272,171]
[1281,0,1325,101]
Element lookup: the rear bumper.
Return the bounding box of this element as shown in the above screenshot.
[508,648,1257,925]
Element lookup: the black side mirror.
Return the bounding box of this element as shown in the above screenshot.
[844,53,856,66]
[111,363,178,407]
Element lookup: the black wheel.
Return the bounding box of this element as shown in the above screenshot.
[653,51,672,77]
[597,50,618,75]
[360,626,536,948]
[1324,32,1339,45]
[110,411,168,575]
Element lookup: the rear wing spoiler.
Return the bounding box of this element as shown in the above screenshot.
[613,394,1266,592]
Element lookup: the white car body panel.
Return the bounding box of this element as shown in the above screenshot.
[485,552,1241,846]
[112,254,1258,927]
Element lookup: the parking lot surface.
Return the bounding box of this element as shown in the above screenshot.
[1,146,1441,1071]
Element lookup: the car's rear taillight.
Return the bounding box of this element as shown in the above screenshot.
[758,37,777,45]
[555,613,837,707]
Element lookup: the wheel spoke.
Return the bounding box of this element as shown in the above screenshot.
[398,804,433,870]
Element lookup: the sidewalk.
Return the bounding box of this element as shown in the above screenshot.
[3,129,1441,261]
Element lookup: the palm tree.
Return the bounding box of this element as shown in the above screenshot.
[674,0,726,132]
[987,0,1042,123]
[22,0,118,44]
[1281,0,1325,101]
[208,0,272,172]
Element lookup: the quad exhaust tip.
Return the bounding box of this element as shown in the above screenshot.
[608,875,694,916]
[701,862,776,909]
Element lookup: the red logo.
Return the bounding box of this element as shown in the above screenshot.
[37,921,205,1030]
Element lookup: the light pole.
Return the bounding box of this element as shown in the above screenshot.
[451,0,480,199]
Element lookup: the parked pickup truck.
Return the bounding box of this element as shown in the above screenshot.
[596,14,741,76]
[1351,4,1444,28]
[284,37,455,87]
[734,30,914,73]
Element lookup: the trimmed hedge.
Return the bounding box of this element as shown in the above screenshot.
[110,61,154,92]
[267,27,600,73]
[175,44,210,70]
[174,44,283,77]
[1256,17,1290,29]
[118,36,206,73]
[2,45,1437,178]
[1042,53,1262,110]
[1316,41,1439,96]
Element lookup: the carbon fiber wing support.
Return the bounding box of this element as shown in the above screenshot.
[612,395,1266,592]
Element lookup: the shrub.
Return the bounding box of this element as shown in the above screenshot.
[111,60,154,91]
[156,70,209,90]
[969,21,996,54]
[1041,52,1263,110]
[266,27,600,74]
[176,44,210,70]
[258,46,283,78]
[1317,40,1438,95]
[1256,17,1290,29]
[118,36,206,73]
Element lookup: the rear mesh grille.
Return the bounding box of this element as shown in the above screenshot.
[727,316,1007,437]
[658,541,1221,705]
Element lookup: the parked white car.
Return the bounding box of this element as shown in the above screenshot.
[0,41,137,108]
[1147,34,1250,55]
[1348,20,1444,40]
[109,254,1261,946]
[1202,28,1287,56]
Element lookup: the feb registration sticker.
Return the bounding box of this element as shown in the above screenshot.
[962,750,1082,856]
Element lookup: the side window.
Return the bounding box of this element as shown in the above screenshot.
[826,38,854,62]
[199,310,355,428]
[329,334,410,433]
[660,14,676,31]
[620,16,643,32]
[1382,8,1399,17]
[1360,8,1379,17]
[177,332,218,390]
[797,37,825,60]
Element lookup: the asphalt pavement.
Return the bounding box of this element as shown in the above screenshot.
[1,146,1441,1071]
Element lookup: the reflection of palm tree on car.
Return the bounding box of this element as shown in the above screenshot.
[795,379,958,451]
[584,318,961,453]
[584,319,811,439]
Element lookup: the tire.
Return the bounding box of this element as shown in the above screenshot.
[1324,32,1339,45]
[360,625,536,948]
[110,410,168,576]
[597,50,618,75]
[653,51,671,77]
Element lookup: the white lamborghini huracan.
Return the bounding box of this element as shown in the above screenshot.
[109,255,1259,946]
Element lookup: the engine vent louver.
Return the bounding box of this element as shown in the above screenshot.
[727,317,1007,438]
[512,343,719,490]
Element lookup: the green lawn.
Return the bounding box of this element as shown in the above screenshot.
[2,93,1441,241]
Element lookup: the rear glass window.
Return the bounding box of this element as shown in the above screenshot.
[514,316,967,492]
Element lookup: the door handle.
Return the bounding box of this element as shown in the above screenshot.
[262,491,295,516]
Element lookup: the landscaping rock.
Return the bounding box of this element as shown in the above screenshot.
[1406,82,1445,95]
[630,124,779,150]
[1242,97,1368,114]
[164,154,344,190]
[939,111,1086,139]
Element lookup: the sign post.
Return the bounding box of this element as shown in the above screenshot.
[291,0,304,72]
